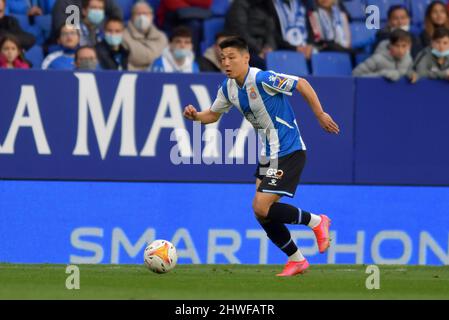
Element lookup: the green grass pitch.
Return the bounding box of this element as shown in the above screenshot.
[1,264,448,300]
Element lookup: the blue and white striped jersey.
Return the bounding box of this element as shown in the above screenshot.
[211,67,306,159]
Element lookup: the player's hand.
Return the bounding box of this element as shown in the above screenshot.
[183,104,198,121]
[317,112,339,134]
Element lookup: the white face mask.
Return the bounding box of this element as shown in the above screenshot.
[134,14,152,32]
[392,25,410,32]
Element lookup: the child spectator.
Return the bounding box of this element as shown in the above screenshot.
[95,17,129,70]
[410,27,449,82]
[75,45,99,70]
[149,25,199,73]
[309,0,352,52]
[0,34,30,68]
[373,5,422,58]
[353,29,412,81]
[197,31,233,72]
[123,1,168,71]
[420,1,449,48]
[42,24,79,69]
[0,0,36,50]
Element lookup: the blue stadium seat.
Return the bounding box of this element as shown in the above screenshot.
[116,0,135,21]
[200,17,225,54]
[35,14,52,41]
[342,0,366,20]
[11,14,30,30]
[266,51,309,76]
[147,0,161,12]
[410,0,432,26]
[350,21,376,50]
[355,52,371,66]
[211,0,230,16]
[25,45,44,69]
[311,52,352,76]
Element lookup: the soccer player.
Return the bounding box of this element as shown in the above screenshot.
[183,37,340,276]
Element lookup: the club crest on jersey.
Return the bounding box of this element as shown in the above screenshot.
[268,73,293,91]
[249,87,257,99]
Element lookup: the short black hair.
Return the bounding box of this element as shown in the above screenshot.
[387,4,410,20]
[432,27,449,41]
[75,45,96,61]
[218,36,249,52]
[389,29,412,44]
[170,26,192,41]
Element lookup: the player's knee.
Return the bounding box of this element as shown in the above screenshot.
[252,198,270,218]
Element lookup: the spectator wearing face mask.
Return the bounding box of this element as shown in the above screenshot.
[42,24,80,69]
[149,25,199,73]
[79,0,107,46]
[75,45,99,70]
[50,0,122,44]
[122,1,168,71]
[410,27,449,82]
[372,5,422,58]
[95,17,129,70]
[420,1,449,49]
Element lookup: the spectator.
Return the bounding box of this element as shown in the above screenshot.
[42,23,79,69]
[225,0,277,69]
[372,5,422,58]
[50,0,122,44]
[149,25,199,73]
[123,1,168,71]
[269,0,316,60]
[95,17,128,70]
[308,0,352,52]
[78,0,107,46]
[410,27,449,82]
[197,31,234,72]
[0,0,36,50]
[156,0,212,56]
[75,45,99,70]
[0,34,30,68]
[420,1,449,48]
[353,29,412,82]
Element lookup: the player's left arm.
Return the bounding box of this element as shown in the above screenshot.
[296,78,340,134]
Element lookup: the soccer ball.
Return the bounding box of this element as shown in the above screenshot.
[144,239,178,273]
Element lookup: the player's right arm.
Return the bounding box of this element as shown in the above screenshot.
[183,105,221,124]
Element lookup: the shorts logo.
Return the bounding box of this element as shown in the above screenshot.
[266,168,284,179]
[269,179,278,186]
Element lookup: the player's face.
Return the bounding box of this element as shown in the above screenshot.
[220,47,249,79]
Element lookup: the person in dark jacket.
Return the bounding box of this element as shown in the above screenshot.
[0,0,36,50]
[95,16,128,70]
[225,0,277,69]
